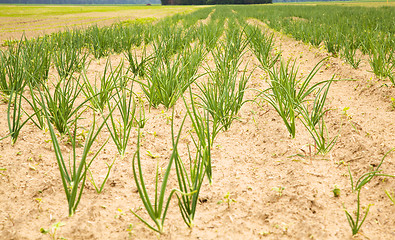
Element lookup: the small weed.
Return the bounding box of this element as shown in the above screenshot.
[126,224,134,238]
[332,185,340,197]
[40,222,65,240]
[218,192,236,208]
[115,208,124,219]
[272,186,285,196]
[342,107,351,119]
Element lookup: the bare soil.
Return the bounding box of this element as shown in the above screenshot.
[0,19,395,240]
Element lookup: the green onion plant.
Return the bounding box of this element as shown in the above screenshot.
[0,42,26,95]
[260,58,327,138]
[369,40,395,85]
[22,81,46,130]
[344,149,395,235]
[341,37,361,69]
[42,103,110,216]
[6,87,35,144]
[246,25,280,69]
[80,59,120,112]
[88,157,115,194]
[22,36,51,88]
[197,27,251,131]
[125,47,152,77]
[53,43,88,80]
[130,112,188,233]
[86,25,113,59]
[139,45,203,109]
[1,42,34,144]
[174,94,214,227]
[298,78,338,154]
[104,73,139,157]
[41,75,88,134]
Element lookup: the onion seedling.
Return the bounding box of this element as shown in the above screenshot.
[197,28,251,131]
[86,25,113,59]
[139,45,203,109]
[1,42,35,144]
[369,40,395,85]
[0,42,26,95]
[260,58,327,138]
[88,157,115,194]
[80,59,120,112]
[298,78,338,154]
[184,88,220,183]
[41,93,110,216]
[196,19,224,51]
[22,81,47,130]
[53,43,88,80]
[125,46,152,77]
[6,88,35,144]
[341,38,361,69]
[41,75,88,134]
[174,94,213,227]
[344,149,395,235]
[21,36,51,88]
[130,111,189,233]
[104,73,139,157]
[246,25,280,69]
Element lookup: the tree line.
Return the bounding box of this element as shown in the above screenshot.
[162,0,272,4]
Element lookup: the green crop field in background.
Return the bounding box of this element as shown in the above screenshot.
[274,0,395,6]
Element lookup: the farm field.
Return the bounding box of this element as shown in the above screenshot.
[0,4,201,43]
[0,3,395,240]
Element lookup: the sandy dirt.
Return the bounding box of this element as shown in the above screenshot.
[0,17,395,240]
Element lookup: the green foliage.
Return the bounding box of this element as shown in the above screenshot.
[261,58,327,138]
[0,42,26,95]
[104,71,141,157]
[0,42,35,144]
[41,75,87,135]
[139,45,205,109]
[6,88,34,145]
[197,25,251,131]
[236,4,395,83]
[344,149,395,235]
[125,47,152,77]
[369,38,395,84]
[80,59,119,112]
[42,103,110,216]
[298,78,338,154]
[53,43,88,80]
[174,93,214,226]
[130,112,188,233]
[196,20,224,51]
[86,25,113,59]
[21,36,51,88]
[246,25,280,69]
